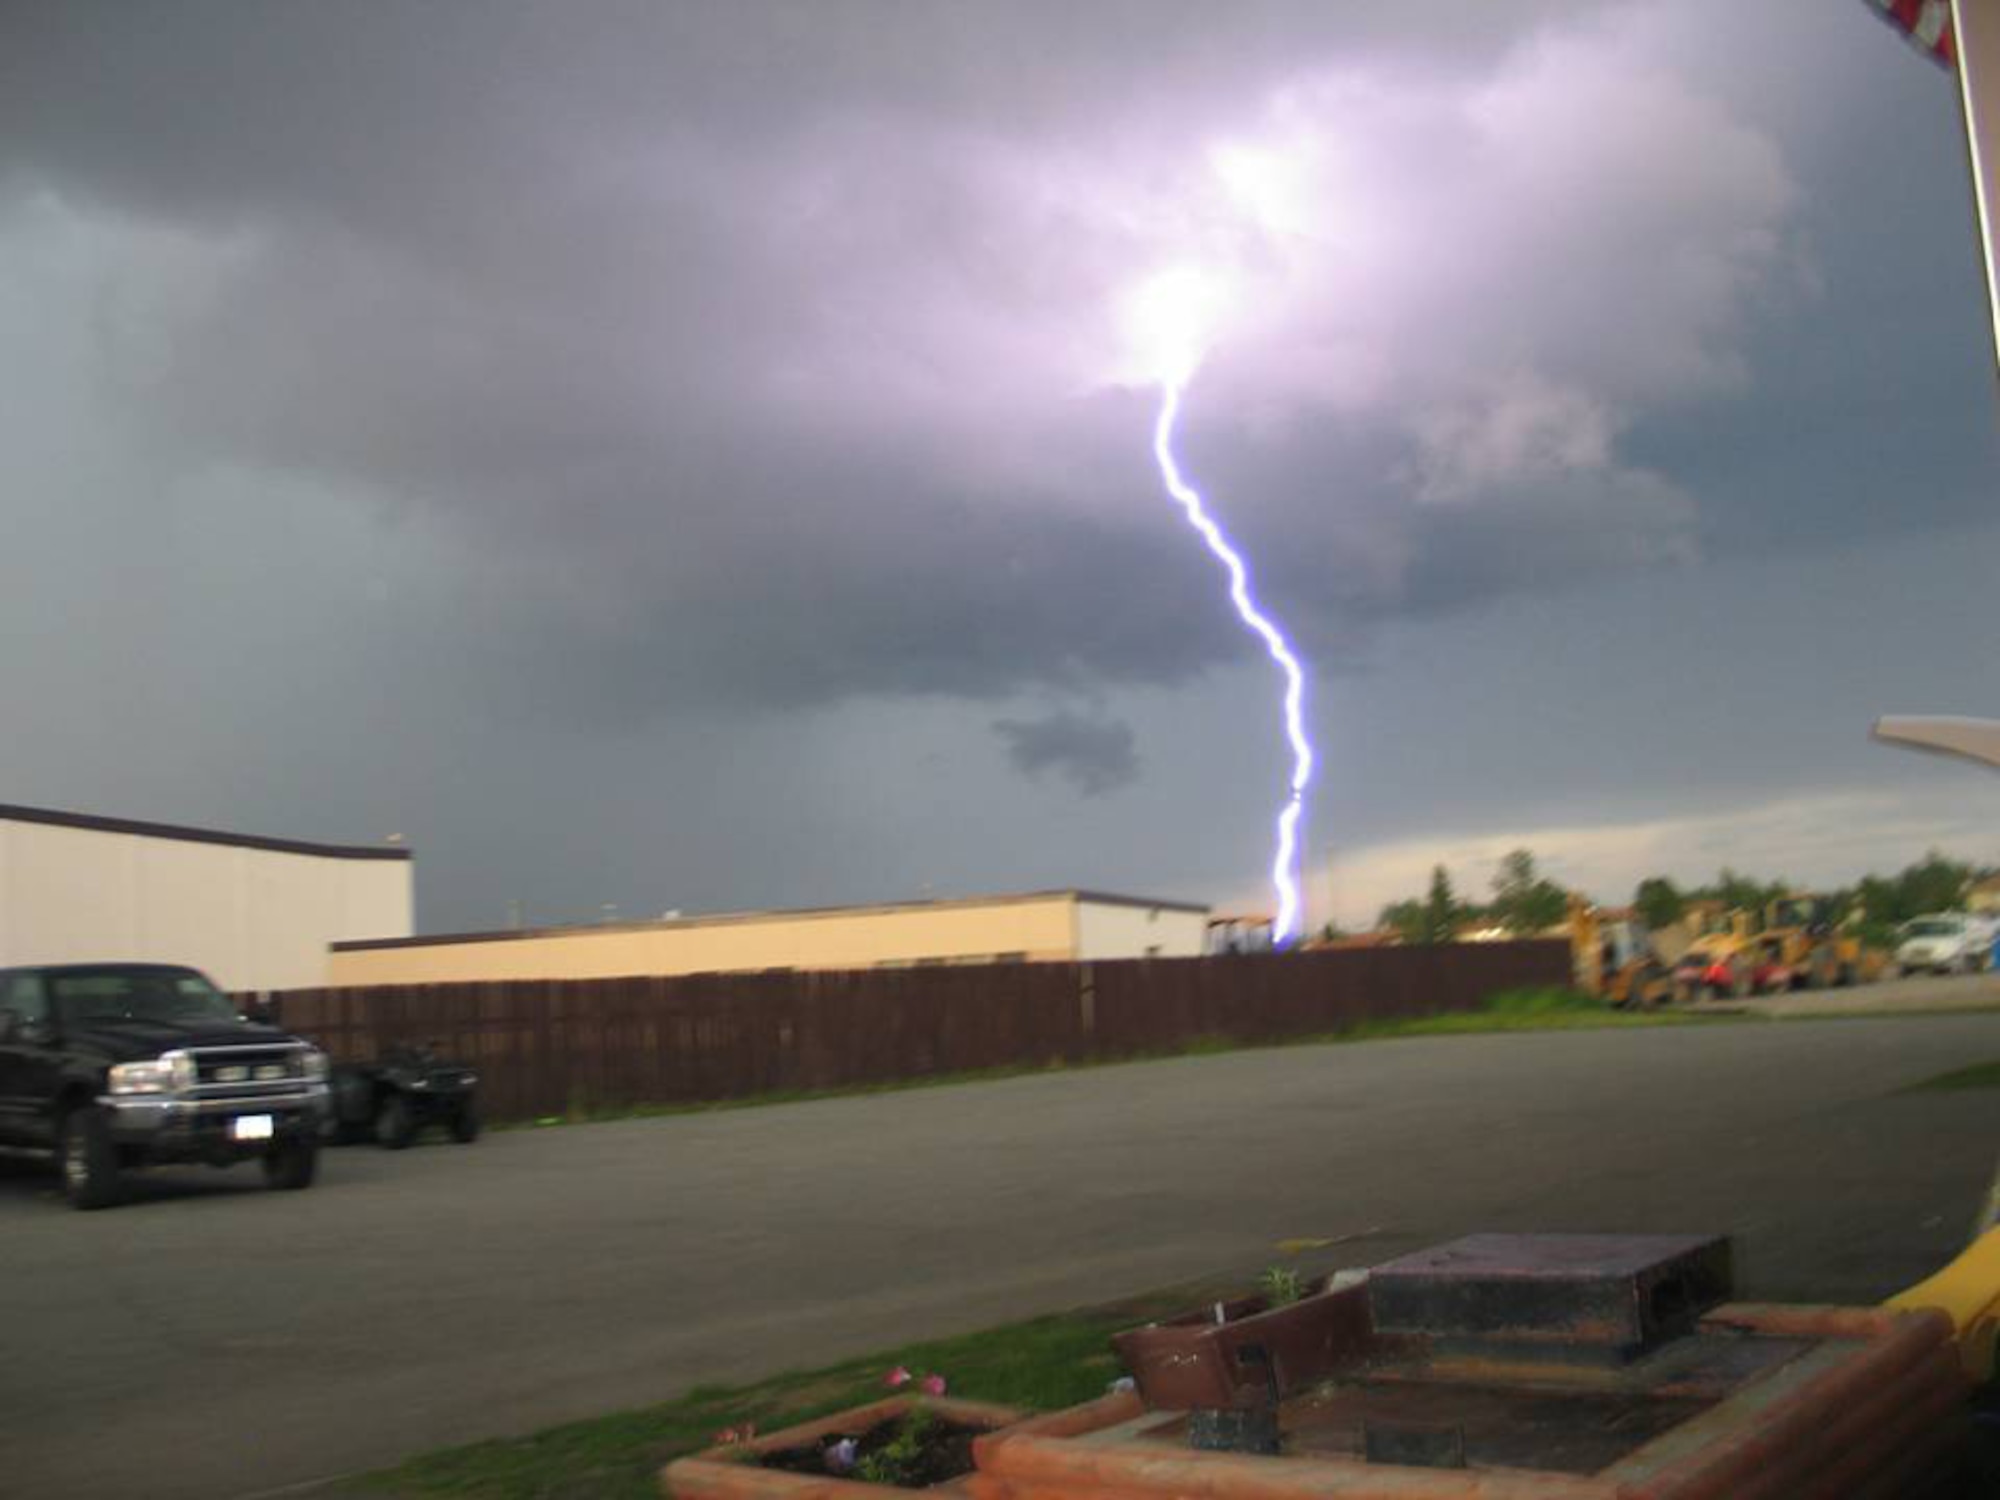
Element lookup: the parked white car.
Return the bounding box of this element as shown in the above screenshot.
[1895,914,1993,975]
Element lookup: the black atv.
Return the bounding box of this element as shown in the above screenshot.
[327,1042,480,1149]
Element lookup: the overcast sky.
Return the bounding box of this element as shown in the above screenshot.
[4,1,1998,934]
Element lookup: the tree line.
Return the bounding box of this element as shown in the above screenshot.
[1353,849,1991,947]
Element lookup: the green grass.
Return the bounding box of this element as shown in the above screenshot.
[1907,1060,2000,1091]
[502,988,1730,1133]
[345,1294,1191,1500]
[1340,984,1715,1039]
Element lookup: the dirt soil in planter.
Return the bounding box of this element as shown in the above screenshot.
[755,1413,985,1488]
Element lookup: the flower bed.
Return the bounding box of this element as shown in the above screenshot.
[666,1395,1026,1500]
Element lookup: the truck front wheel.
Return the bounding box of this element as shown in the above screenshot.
[60,1106,123,1211]
[263,1137,319,1191]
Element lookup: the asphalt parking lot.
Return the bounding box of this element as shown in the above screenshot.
[5,1000,2000,1500]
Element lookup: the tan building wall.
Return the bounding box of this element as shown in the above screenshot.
[0,804,413,993]
[1073,899,1209,962]
[327,891,1208,987]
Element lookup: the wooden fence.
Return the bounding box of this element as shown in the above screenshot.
[267,940,1568,1122]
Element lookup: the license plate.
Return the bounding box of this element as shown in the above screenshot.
[231,1114,275,1142]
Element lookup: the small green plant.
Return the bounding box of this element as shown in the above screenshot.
[1258,1266,1305,1307]
[853,1407,935,1487]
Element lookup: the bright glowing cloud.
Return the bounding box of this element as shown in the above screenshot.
[1117,263,1240,388]
[1207,140,1316,240]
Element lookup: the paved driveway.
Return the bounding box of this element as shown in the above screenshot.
[1735,968,2000,1017]
[4,1011,1999,1500]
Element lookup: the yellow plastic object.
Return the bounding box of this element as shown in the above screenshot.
[1885,1225,2000,1381]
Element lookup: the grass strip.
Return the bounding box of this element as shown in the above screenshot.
[347,1293,1193,1500]
[1907,1060,2000,1091]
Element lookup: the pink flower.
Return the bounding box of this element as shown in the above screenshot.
[920,1373,947,1397]
[884,1365,912,1388]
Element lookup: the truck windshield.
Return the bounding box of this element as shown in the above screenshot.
[49,968,239,1026]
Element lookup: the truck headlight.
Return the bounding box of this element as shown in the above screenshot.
[109,1052,194,1095]
[301,1048,330,1081]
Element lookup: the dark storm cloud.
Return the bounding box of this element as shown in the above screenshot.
[0,0,1827,739]
[992,709,1141,796]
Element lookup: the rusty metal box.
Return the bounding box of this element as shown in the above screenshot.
[1365,1232,1733,1358]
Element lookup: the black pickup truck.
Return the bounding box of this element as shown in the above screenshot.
[0,962,329,1209]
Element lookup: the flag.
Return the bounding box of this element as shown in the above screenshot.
[1867,0,1958,69]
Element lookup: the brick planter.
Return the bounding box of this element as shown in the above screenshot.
[666,1396,1027,1500]
[1110,1278,1376,1410]
[972,1305,1968,1498]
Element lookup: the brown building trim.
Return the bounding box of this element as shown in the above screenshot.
[1066,889,1210,915]
[333,889,1208,953]
[0,802,412,863]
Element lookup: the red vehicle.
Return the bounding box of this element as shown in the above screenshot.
[1747,937,1797,995]
[1672,948,1746,1000]
[1676,936,1795,999]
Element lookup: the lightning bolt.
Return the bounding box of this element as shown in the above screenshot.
[1151,378,1315,945]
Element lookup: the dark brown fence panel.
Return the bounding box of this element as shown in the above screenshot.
[1083,941,1568,1059]
[260,940,1567,1123]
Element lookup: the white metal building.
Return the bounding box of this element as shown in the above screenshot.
[0,802,413,992]
[327,889,1209,987]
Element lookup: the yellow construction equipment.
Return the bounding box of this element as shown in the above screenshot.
[1667,894,1884,999]
[1569,897,1675,1008]
[1669,907,1759,1000]
[1760,893,1870,989]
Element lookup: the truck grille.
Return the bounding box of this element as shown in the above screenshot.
[187,1043,314,1102]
